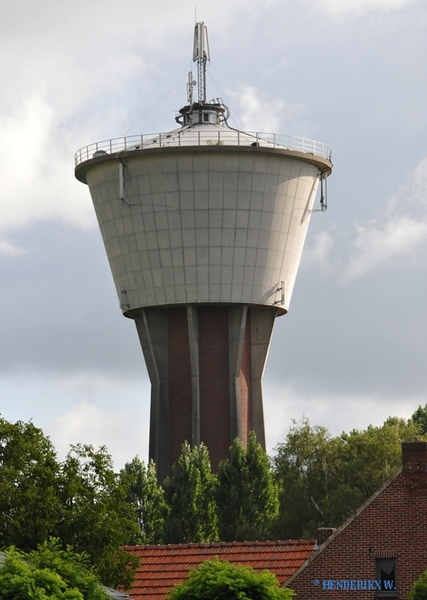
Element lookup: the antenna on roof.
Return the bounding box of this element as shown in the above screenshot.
[187,71,196,106]
[193,22,210,103]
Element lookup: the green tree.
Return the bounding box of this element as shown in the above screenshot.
[163,442,218,543]
[56,444,140,588]
[0,539,107,600]
[0,417,60,550]
[331,416,421,517]
[412,404,427,435]
[272,418,333,539]
[0,418,139,589]
[217,432,279,541]
[167,559,294,600]
[409,569,427,600]
[119,457,165,544]
[272,416,423,539]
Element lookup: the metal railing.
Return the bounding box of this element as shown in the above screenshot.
[74,130,332,167]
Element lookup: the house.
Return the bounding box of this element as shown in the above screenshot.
[123,539,315,600]
[284,441,427,599]
[123,442,426,600]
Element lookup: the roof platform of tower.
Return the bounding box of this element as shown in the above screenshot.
[74,126,332,182]
[75,20,332,182]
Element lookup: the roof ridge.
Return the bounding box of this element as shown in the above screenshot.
[123,539,316,551]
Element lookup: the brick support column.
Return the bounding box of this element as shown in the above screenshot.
[135,304,276,479]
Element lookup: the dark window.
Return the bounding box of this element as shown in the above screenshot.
[376,558,396,595]
[203,113,209,122]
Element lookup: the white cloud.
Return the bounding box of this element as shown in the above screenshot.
[343,216,427,282]
[0,94,96,233]
[343,157,427,282]
[389,155,427,211]
[301,229,335,269]
[0,240,27,257]
[47,399,149,469]
[227,85,301,133]
[263,382,421,455]
[304,0,419,20]
[52,373,127,397]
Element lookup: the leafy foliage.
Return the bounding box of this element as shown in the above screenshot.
[0,419,139,589]
[0,418,60,551]
[409,569,427,600]
[272,416,423,539]
[272,418,333,539]
[119,457,165,544]
[163,442,218,543]
[56,444,140,589]
[167,559,294,600]
[217,432,279,541]
[1,410,424,586]
[412,404,427,435]
[0,539,107,600]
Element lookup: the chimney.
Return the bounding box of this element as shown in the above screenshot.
[316,527,337,546]
[402,441,427,470]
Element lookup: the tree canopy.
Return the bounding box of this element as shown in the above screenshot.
[163,441,218,543]
[0,418,139,589]
[0,539,107,600]
[56,443,140,589]
[216,432,278,541]
[272,415,423,539]
[412,404,427,435]
[167,559,294,600]
[409,569,427,600]
[119,457,165,545]
[1,408,424,585]
[0,418,60,551]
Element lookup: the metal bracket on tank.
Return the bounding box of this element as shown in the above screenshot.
[273,281,285,305]
[309,170,328,214]
[119,285,130,310]
[320,171,328,211]
[119,158,136,206]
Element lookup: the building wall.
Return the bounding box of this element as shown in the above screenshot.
[168,308,192,467]
[198,306,230,469]
[285,442,427,600]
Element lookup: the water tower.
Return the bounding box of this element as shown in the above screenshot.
[75,22,332,481]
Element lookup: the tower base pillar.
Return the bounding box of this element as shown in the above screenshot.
[134,304,276,482]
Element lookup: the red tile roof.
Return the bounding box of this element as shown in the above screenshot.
[123,540,316,600]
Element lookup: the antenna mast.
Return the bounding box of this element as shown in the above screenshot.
[193,22,210,103]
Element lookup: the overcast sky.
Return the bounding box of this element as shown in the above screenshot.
[1,0,426,468]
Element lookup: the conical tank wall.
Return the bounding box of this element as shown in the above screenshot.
[83,147,321,315]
